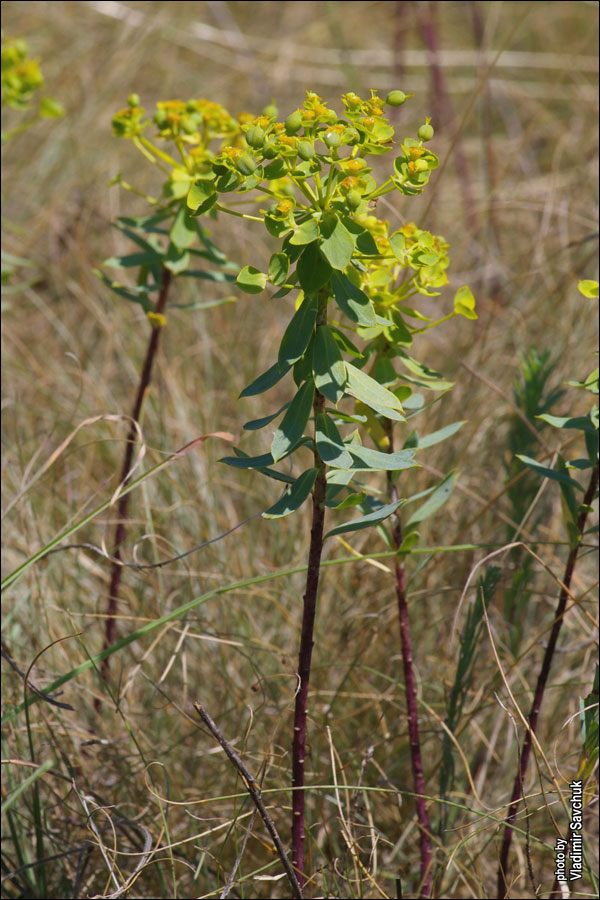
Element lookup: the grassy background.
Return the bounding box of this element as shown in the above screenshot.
[2,2,598,898]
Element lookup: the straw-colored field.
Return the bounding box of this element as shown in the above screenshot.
[2,2,598,898]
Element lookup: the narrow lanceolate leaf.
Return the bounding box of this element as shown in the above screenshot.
[319,214,355,269]
[453,285,478,320]
[416,421,466,449]
[406,471,458,531]
[331,272,376,326]
[325,499,405,539]
[347,444,417,471]
[278,296,317,366]
[170,206,198,249]
[313,325,347,404]
[537,414,598,433]
[516,455,584,491]
[243,402,290,431]
[296,241,333,293]
[345,363,405,419]
[271,381,315,462]
[239,360,290,398]
[315,414,353,469]
[236,265,268,294]
[263,468,318,518]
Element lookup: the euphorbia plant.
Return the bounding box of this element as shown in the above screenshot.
[207,89,476,895]
[97,95,243,681]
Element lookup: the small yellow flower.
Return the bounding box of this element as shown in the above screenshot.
[147,312,167,328]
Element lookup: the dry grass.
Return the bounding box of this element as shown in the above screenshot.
[1,2,598,898]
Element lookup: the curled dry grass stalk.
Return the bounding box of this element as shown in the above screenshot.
[1,2,598,898]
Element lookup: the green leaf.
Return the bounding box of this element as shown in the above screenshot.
[296,242,332,293]
[236,265,267,294]
[278,296,317,366]
[325,500,405,539]
[406,472,458,530]
[347,444,417,471]
[103,251,160,270]
[164,244,190,274]
[170,206,198,250]
[453,285,478,320]
[345,363,405,419]
[331,271,376,326]
[329,491,367,510]
[271,380,315,462]
[289,218,319,245]
[187,182,217,215]
[221,438,307,470]
[315,414,354,468]
[239,360,290,398]
[94,269,152,311]
[516,455,584,490]
[341,216,378,255]
[313,325,347,404]
[578,279,599,299]
[263,468,318,518]
[416,421,466,449]
[228,449,295,485]
[243,402,290,431]
[268,252,290,285]
[172,296,236,310]
[537,414,598,433]
[319,214,355,269]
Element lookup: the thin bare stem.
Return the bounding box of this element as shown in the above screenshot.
[99,266,172,685]
[193,702,303,900]
[385,420,433,898]
[291,290,329,896]
[496,462,598,899]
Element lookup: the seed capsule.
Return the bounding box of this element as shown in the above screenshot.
[386,90,407,107]
[285,110,303,135]
[236,153,257,175]
[298,140,316,160]
[418,123,434,141]
[246,125,265,149]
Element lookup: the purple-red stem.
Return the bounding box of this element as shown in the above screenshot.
[99,266,172,684]
[496,463,598,899]
[291,293,328,896]
[386,422,433,898]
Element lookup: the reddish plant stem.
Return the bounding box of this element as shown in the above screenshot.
[496,462,598,899]
[291,293,328,896]
[100,267,172,683]
[385,421,433,899]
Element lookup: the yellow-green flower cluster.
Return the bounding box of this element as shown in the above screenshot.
[1,36,44,109]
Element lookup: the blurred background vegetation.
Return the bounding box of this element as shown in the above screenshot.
[2,2,598,898]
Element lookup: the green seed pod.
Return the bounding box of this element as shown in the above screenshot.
[297,140,316,161]
[385,90,407,107]
[245,125,265,149]
[127,93,140,108]
[154,109,168,128]
[418,123,434,141]
[236,153,258,176]
[413,158,429,172]
[182,115,199,134]
[324,131,341,149]
[285,110,303,135]
[262,141,278,159]
[263,103,278,118]
[346,189,363,210]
